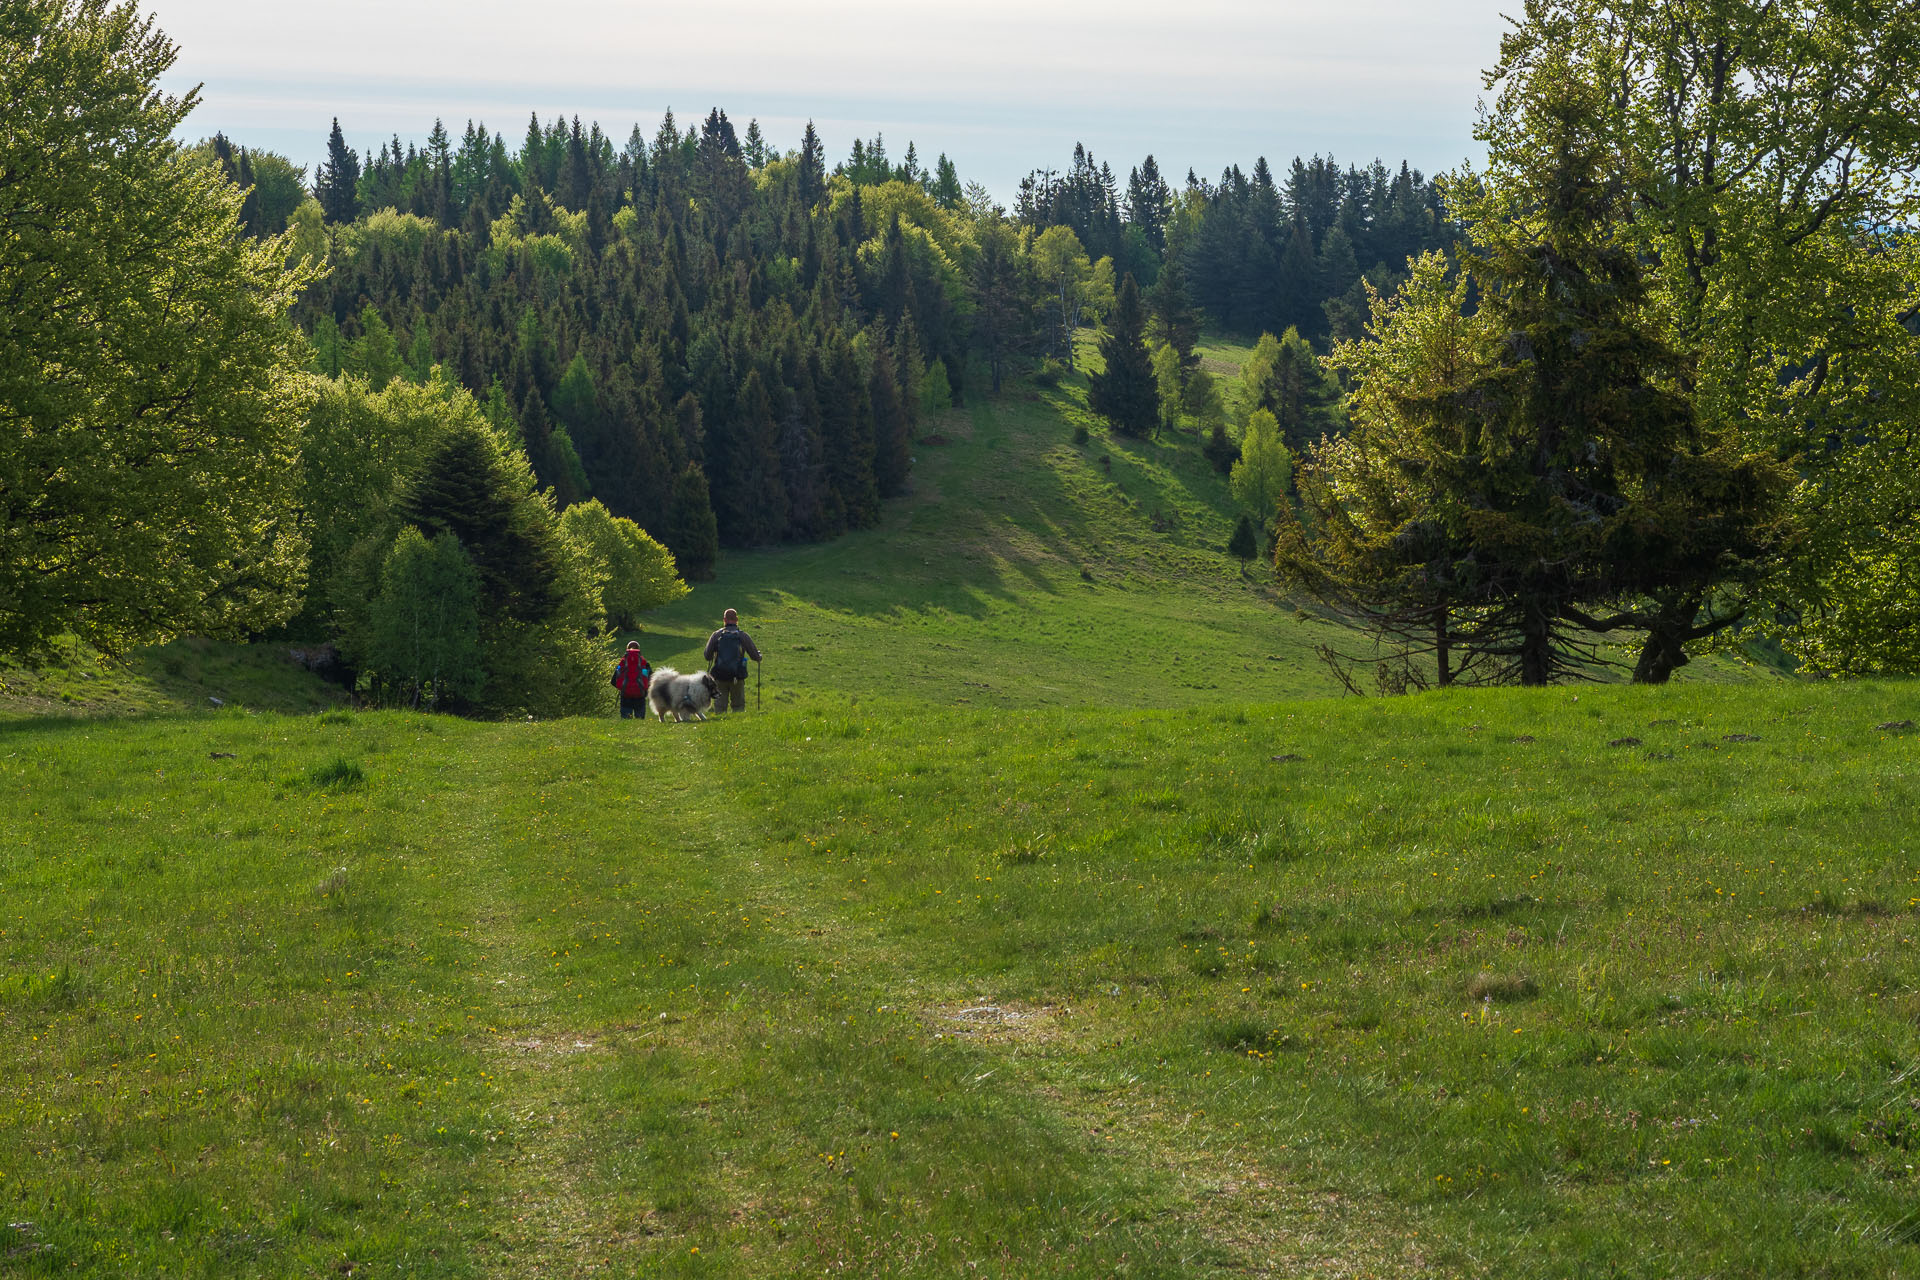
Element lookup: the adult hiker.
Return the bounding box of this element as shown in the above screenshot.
[610,640,652,719]
[702,608,762,714]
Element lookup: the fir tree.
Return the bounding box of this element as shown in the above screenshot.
[664,462,719,580]
[726,371,788,546]
[869,334,912,498]
[1227,515,1259,572]
[1088,274,1159,437]
[315,117,360,224]
[397,423,563,623]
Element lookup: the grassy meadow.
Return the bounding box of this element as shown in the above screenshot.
[4,357,1909,1277]
[3,683,1918,1277]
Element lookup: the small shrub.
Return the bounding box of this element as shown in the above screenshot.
[308,757,365,790]
[1033,357,1065,388]
[315,709,353,725]
[1072,423,1089,446]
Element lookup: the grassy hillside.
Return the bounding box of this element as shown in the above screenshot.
[634,352,1773,706]
[3,682,1916,1276]
[0,635,347,720]
[0,348,1776,721]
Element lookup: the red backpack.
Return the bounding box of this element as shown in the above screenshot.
[614,651,650,696]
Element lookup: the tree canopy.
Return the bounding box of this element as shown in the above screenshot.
[0,0,318,655]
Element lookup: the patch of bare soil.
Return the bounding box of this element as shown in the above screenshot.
[928,1001,1070,1046]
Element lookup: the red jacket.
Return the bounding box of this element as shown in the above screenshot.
[614,651,650,697]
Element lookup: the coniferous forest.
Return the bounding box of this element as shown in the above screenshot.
[278,110,1454,569]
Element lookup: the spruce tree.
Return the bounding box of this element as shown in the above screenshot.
[664,462,719,580]
[818,338,878,529]
[1146,254,1200,381]
[728,371,788,545]
[1227,516,1258,572]
[779,370,827,541]
[316,117,360,224]
[869,335,912,498]
[1088,273,1159,437]
[797,121,826,208]
[397,423,563,624]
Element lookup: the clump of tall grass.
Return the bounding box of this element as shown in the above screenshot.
[307,757,365,789]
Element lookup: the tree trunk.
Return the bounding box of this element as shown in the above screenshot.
[1632,593,1703,684]
[1519,600,1553,686]
[1434,606,1453,688]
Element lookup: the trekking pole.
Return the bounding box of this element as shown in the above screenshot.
[756,659,762,711]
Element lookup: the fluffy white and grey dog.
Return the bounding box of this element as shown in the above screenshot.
[647,667,718,723]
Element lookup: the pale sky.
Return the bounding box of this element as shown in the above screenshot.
[150,0,1514,200]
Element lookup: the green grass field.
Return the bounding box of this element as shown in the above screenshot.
[5,355,1901,1278]
[3,684,1917,1276]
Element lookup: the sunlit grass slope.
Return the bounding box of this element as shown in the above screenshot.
[637,355,1772,707]
[3,681,1917,1276]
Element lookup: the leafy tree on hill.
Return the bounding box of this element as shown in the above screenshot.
[1287,78,1793,688]
[0,0,317,656]
[1230,409,1292,530]
[1088,274,1159,437]
[556,499,688,631]
[1032,226,1096,369]
[1482,0,1920,676]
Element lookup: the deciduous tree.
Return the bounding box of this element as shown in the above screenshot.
[0,0,318,655]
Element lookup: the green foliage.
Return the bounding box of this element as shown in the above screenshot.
[1482,0,1920,673]
[0,0,319,656]
[1226,514,1258,566]
[338,207,437,261]
[1181,366,1226,432]
[346,303,402,390]
[1087,274,1160,437]
[285,197,327,268]
[921,358,953,416]
[1229,409,1292,526]
[557,499,689,631]
[298,375,482,632]
[665,463,719,582]
[361,528,483,709]
[1151,342,1184,432]
[1240,327,1342,452]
